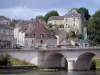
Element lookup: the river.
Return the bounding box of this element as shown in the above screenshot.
[0,70,100,75]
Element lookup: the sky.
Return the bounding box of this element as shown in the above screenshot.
[0,0,100,20]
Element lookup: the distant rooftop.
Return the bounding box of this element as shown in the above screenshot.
[48,16,64,21]
[16,19,57,39]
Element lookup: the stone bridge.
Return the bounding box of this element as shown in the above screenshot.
[0,47,100,71]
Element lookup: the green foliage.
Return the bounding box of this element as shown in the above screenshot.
[9,19,20,27]
[0,54,33,66]
[9,57,33,66]
[77,34,83,39]
[35,15,44,20]
[88,10,100,45]
[90,60,96,70]
[68,31,76,38]
[0,54,10,66]
[92,56,100,69]
[44,10,59,22]
[48,23,53,28]
[78,7,91,20]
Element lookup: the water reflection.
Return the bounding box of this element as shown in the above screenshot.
[0,70,100,75]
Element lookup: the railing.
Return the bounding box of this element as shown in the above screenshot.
[0,46,100,51]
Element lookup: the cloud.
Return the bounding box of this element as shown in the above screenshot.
[0,7,67,20]
[92,0,100,4]
[0,0,99,19]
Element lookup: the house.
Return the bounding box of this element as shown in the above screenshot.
[0,16,10,25]
[14,19,57,49]
[0,24,14,48]
[48,16,64,26]
[47,8,87,39]
[64,8,87,35]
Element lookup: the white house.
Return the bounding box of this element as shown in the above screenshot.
[14,20,57,49]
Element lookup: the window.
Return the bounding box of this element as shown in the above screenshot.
[73,18,75,21]
[73,24,75,26]
[40,40,43,44]
[85,44,87,47]
[75,43,79,47]
[40,34,44,37]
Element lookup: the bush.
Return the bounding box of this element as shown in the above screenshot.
[0,54,33,66]
[90,60,96,70]
[68,31,76,38]
[0,54,10,66]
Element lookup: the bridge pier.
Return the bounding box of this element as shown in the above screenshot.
[67,59,75,71]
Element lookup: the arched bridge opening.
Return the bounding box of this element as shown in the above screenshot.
[44,53,68,70]
[75,52,97,71]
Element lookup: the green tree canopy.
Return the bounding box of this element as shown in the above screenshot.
[44,10,59,22]
[35,15,44,20]
[78,7,91,20]
[88,10,100,45]
[68,31,76,38]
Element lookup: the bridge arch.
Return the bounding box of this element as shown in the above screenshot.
[75,52,96,70]
[44,52,68,69]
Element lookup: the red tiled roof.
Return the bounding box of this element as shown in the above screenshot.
[17,20,56,39]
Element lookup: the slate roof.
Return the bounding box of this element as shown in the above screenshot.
[64,8,82,18]
[48,16,64,21]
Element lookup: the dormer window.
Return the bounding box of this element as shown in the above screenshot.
[40,34,44,37]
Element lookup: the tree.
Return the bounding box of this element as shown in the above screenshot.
[88,10,100,45]
[90,60,96,70]
[68,31,75,38]
[78,7,91,20]
[9,19,20,27]
[44,10,59,22]
[35,15,44,20]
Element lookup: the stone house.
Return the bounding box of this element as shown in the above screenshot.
[47,8,87,38]
[14,20,57,49]
[64,8,87,35]
[0,24,14,48]
[48,16,64,26]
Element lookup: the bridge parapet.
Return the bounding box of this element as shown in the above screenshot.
[0,47,100,52]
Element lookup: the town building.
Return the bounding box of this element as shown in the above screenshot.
[0,16,10,25]
[48,8,87,39]
[0,16,14,49]
[48,16,64,26]
[14,19,57,49]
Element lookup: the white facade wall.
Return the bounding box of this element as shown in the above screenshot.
[64,17,83,34]
[48,20,64,25]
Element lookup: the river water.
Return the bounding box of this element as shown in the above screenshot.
[0,70,100,75]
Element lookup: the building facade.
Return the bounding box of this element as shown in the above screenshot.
[48,16,64,26]
[47,8,87,37]
[0,24,14,48]
[64,8,86,35]
[14,20,57,49]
